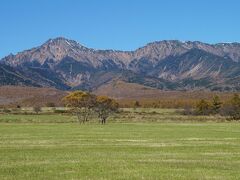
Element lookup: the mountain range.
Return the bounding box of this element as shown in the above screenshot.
[1,37,240,91]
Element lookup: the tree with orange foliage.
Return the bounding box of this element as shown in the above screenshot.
[62,91,96,123]
[95,96,119,124]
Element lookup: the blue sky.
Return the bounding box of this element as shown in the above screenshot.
[0,0,240,58]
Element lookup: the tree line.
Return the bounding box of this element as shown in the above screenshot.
[185,94,240,120]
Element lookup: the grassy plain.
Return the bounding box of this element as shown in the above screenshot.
[0,109,240,179]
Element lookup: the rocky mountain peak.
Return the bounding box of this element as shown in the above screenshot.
[3,37,94,66]
[44,37,85,48]
[42,37,91,54]
[2,37,240,91]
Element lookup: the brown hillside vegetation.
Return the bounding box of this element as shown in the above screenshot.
[94,81,237,108]
[0,83,238,108]
[0,86,67,107]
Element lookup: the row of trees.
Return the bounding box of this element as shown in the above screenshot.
[194,94,240,120]
[62,91,119,124]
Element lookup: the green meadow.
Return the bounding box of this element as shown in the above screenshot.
[0,109,240,179]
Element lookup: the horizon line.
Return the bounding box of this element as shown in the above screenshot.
[1,37,240,59]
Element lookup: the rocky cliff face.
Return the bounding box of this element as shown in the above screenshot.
[2,37,240,91]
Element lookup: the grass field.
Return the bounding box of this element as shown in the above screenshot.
[0,108,227,123]
[0,110,240,179]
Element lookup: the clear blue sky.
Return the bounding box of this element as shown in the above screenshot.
[1,0,240,58]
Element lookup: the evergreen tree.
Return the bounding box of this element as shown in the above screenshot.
[211,95,222,114]
[229,94,240,120]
